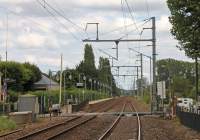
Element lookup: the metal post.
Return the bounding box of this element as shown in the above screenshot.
[91,80,92,90]
[195,56,199,101]
[111,77,113,97]
[96,23,99,40]
[0,73,1,102]
[133,77,136,95]
[64,72,66,105]
[149,57,152,109]
[84,76,86,101]
[6,14,8,62]
[136,67,139,96]
[140,53,143,97]
[59,54,63,105]
[152,17,157,112]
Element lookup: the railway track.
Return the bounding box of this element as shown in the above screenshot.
[90,97,126,113]
[15,116,82,140]
[13,115,96,140]
[1,115,97,140]
[98,101,142,140]
[46,115,96,140]
[90,98,118,112]
[129,101,142,140]
[0,129,23,138]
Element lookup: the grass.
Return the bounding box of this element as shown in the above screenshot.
[0,116,16,132]
[137,93,151,105]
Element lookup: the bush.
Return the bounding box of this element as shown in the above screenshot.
[0,61,41,92]
[0,116,16,132]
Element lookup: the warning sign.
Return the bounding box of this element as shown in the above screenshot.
[157,81,166,99]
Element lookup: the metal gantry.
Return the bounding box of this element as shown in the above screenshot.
[83,17,157,112]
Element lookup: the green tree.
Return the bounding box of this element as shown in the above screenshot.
[157,59,198,98]
[0,61,41,91]
[83,44,97,77]
[98,57,112,84]
[23,62,41,90]
[76,44,98,89]
[167,0,200,58]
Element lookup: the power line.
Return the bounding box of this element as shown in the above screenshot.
[0,6,60,34]
[145,0,150,18]
[38,0,86,35]
[124,0,140,32]
[36,0,81,41]
[47,0,89,38]
[121,0,130,51]
[88,18,150,40]
[121,0,128,36]
[119,18,151,40]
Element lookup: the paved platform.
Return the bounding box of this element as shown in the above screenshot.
[89,98,113,105]
[60,111,164,117]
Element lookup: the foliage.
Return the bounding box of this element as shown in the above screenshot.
[77,44,97,78]
[167,0,200,58]
[23,62,42,90]
[26,87,110,111]
[0,116,16,132]
[157,58,199,98]
[98,57,111,84]
[0,61,41,91]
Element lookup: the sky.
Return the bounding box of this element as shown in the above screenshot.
[0,0,192,89]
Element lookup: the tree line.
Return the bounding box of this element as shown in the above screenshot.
[51,44,119,95]
[167,0,200,100]
[1,43,119,96]
[0,62,41,91]
[157,58,199,98]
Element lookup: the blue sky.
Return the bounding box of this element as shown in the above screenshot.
[0,0,192,89]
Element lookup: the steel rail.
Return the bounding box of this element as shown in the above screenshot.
[98,102,126,140]
[0,129,23,138]
[46,115,97,140]
[129,102,142,140]
[16,116,81,140]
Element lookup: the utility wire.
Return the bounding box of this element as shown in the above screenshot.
[36,0,81,42]
[144,0,150,19]
[88,18,150,39]
[124,0,140,32]
[46,0,89,38]
[0,6,62,34]
[121,0,128,36]
[38,0,86,35]
[119,18,151,40]
[121,0,130,51]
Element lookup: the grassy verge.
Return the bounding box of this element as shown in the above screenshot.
[138,93,151,105]
[0,116,16,133]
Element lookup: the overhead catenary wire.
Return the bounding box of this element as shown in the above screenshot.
[119,18,151,40]
[36,0,82,42]
[38,0,86,33]
[0,6,69,35]
[121,0,130,56]
[0,2,86,41]
[45,0,89,38]
[121,0,128,36]
[124,0,140,32]
[144,0,150,19]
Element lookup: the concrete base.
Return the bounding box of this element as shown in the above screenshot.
[67,105,72,113]
[89,98,113,105]
[9,111,36,124]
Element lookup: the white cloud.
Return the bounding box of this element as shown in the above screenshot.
[157,15,171,32]
[0,0,32,4]
[15,6,23,13]
[0,0,192,89]
[24,54,37,63]
[0,20,3,29]
[17,33,46,48]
